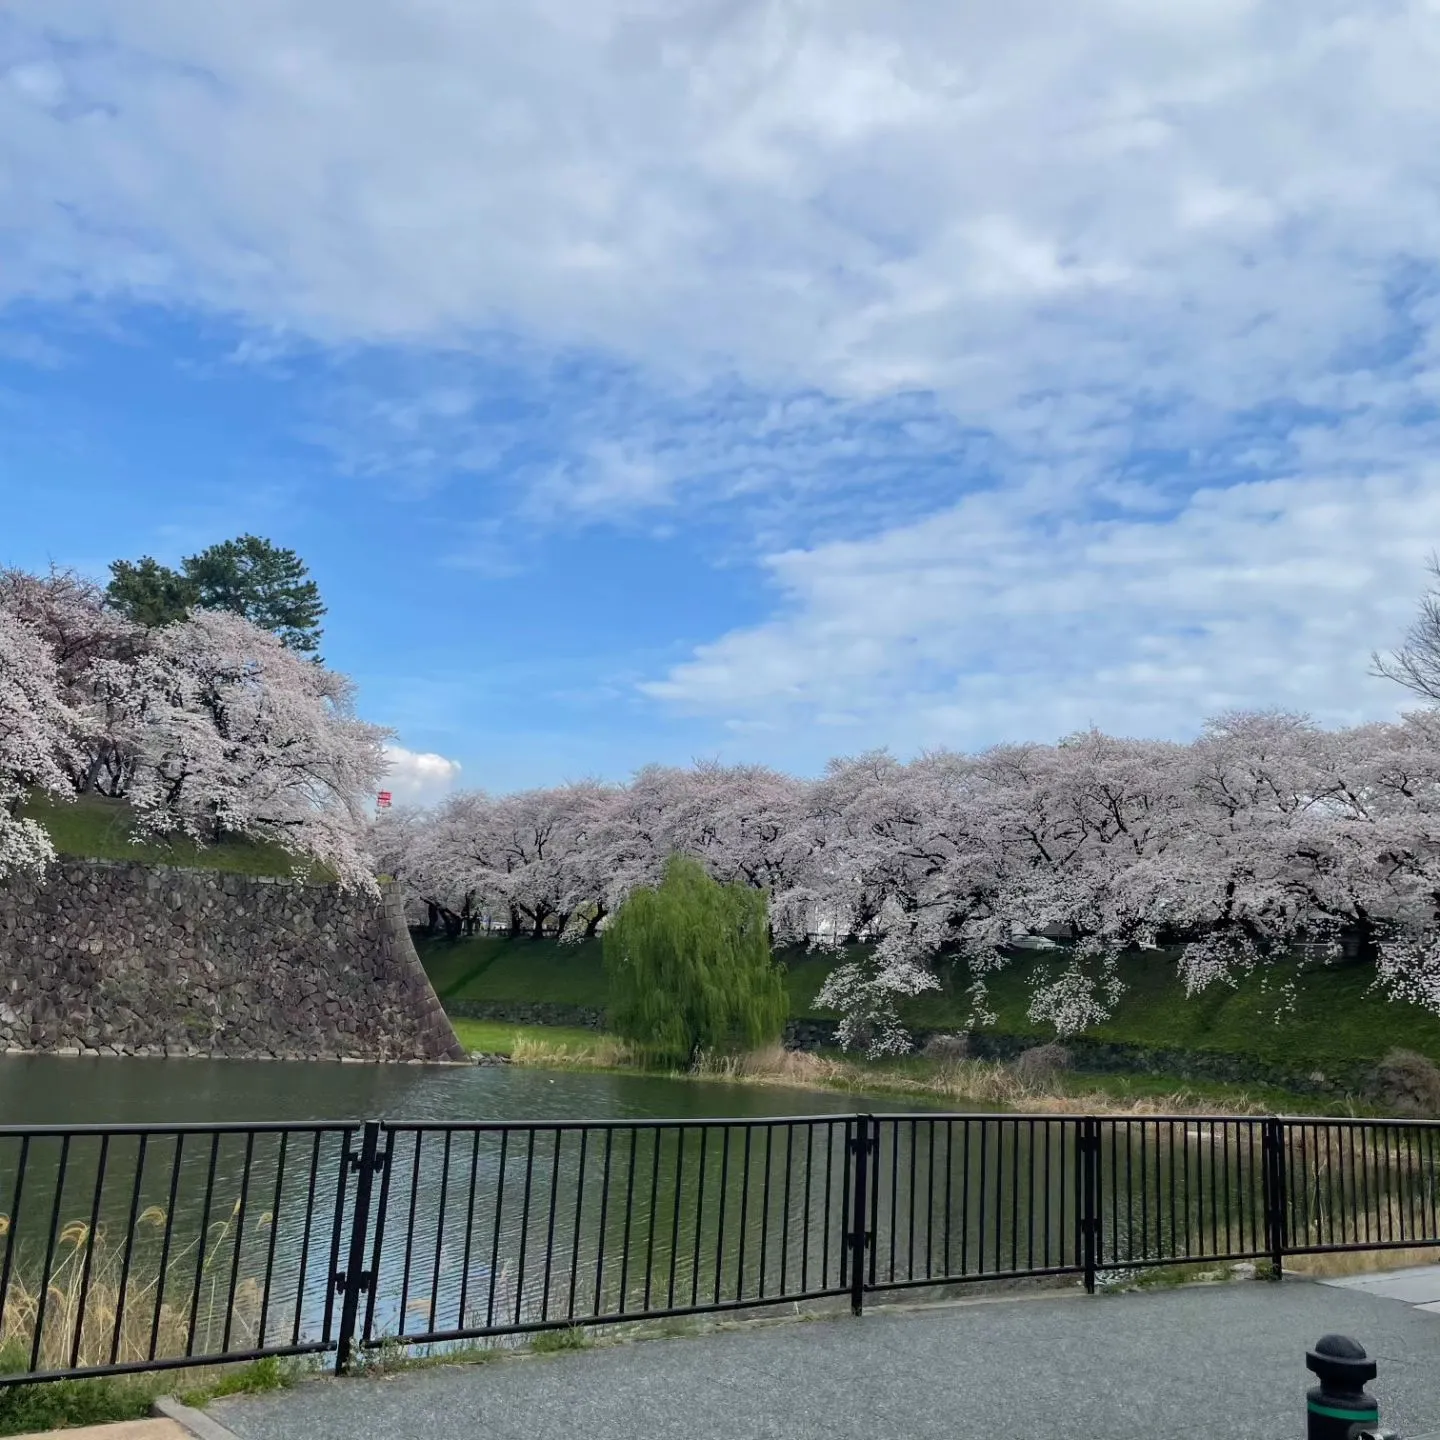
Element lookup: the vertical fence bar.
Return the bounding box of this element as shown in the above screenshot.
[152,1134,186,1362]
[848,1115,873,1316]
[1080,1117,1099,1294]
[361,1126,395,1348]
[513,1130,537,1326]
[68,1133,111,1371]
[109,1134,149,1367]
[30,1134,72,1372]
[320,1129,354,1348]
[257,1132,288,1353]
[334,1120,381,1376]
[539,1129,564,1323]
[1263,1118,1287,1280]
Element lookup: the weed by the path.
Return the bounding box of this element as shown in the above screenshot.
[0,1348,301,1438]
[529,1325,590,1354]
[0,1361,153,1437]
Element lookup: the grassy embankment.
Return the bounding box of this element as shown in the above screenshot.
[19,791,333,880]
[423,932,1440,1116]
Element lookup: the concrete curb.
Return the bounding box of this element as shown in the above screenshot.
[151,1397,243,1440]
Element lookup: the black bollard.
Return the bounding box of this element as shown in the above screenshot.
[1306,1335,1380,1440]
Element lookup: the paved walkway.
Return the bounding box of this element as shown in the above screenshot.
[1320,1263,1440,1316]
[205,1273,1440,1440]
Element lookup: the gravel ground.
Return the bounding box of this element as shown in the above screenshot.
[210,1278,1440,1440]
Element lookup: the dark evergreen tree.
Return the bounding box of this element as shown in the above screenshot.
[104,556,198,628]
[182,534,326,655]
[603,853,788,1068]
[105,534,326,656]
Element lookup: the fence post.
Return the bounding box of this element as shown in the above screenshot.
[1079,1117,1100,1294]
[334,1120,384,1375]
[848,1115,875,1317]
[1263,1117,1287,1281]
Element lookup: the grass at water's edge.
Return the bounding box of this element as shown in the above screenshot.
[451,1021,1364,1117]
[449,1018,611,1055]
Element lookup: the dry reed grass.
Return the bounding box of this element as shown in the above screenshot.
[687,1043,1269,1117]
[0,1198,281,1375]
[509,1034,637,1069]
[1284,1244,1440,1278]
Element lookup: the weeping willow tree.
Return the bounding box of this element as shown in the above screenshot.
[603,853,788,1068]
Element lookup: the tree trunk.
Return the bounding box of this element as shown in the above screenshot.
[1339,914,1379,969]
[79,749,106,795]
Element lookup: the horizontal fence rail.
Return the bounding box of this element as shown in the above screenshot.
[1,1113,1437,1386]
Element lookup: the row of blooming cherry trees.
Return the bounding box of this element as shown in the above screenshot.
[9,552,1440,1056]
[0,566,391,893]
[375,709,1440,1054]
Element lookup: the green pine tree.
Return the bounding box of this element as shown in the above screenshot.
[603,853,788,1068]
[105,534,326,655]
[104,556,199,628]
[181,534,326,655]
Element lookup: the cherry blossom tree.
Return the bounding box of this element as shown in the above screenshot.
[478,782,619,940]
[0,565,144,795]
[0,608,79,879]
[642,761,813,935]
[380,715,1440,1055]
[804,751,988,1053]
[591,764,692,908]
[116,610,393,892]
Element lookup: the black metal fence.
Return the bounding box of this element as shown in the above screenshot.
[2,1112,1437,1386]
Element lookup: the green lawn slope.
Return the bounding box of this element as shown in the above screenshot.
[419,934,610,1007]
[20,792,330,880]
[418,932,1440,1072]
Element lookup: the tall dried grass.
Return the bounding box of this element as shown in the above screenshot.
[1284,1244,1440,1278]
[688,1043,1268,1116]
[0,1198,282,1376]
[509,1034,637,1069]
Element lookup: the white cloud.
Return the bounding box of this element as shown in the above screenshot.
[381,744,462,807]
[6,0,1440,756]
[642,465,1440,750]
[522,440,677,520]
[4,1,1438,430]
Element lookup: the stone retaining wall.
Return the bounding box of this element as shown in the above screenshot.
[0,858,465,1062]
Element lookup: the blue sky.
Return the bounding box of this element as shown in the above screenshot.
[4,1,1440,802]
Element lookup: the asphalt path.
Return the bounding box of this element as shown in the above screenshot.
[209,1278,1440,1440]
